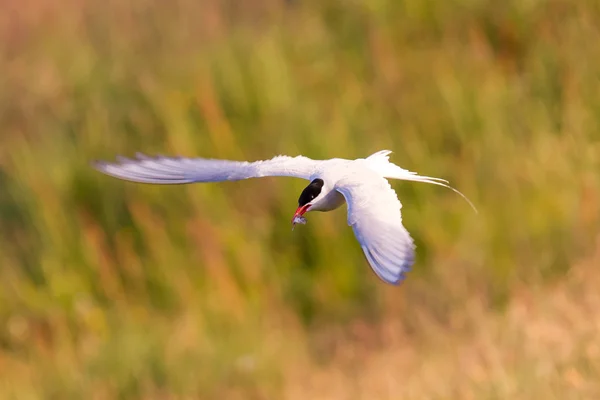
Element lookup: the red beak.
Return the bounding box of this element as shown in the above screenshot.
[292,204,311,223]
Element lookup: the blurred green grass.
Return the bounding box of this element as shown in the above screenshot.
[1,0,599,398]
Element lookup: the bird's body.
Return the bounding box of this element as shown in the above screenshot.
[93,150,475,285]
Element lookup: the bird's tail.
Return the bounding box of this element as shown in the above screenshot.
[365,150,478,214]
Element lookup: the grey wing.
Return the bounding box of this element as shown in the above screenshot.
[92,153,320,184]
[336,172,415,285]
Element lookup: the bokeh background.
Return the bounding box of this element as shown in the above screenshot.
[1,0,600,398]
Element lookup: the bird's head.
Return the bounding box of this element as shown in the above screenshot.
[292,178,326,223]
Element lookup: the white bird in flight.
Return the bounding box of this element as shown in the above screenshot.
[93,150,476,285]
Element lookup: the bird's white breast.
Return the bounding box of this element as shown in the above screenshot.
[310,189,346,212]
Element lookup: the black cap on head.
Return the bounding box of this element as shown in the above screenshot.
[298,179,324,206]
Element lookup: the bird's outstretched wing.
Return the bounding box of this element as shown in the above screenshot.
[336,170,415,285]
[92,153,320,184]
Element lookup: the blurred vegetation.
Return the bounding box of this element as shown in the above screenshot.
[1,0,599,398]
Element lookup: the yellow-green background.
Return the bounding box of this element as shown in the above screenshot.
[1,0,599,398]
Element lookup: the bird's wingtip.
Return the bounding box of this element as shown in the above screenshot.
[135,152,151,160]
[90,159,107,170]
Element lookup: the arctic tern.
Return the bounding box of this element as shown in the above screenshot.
[93,150,476,285]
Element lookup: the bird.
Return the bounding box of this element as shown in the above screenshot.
[92,150,476,285]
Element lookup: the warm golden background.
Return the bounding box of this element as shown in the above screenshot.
[1,0,599,398]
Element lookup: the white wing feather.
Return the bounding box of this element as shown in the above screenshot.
[336,170,415,285]
[92,153,319,184]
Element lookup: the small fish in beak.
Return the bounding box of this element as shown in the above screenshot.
[291,204,311,230]
[292,215,307,230]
